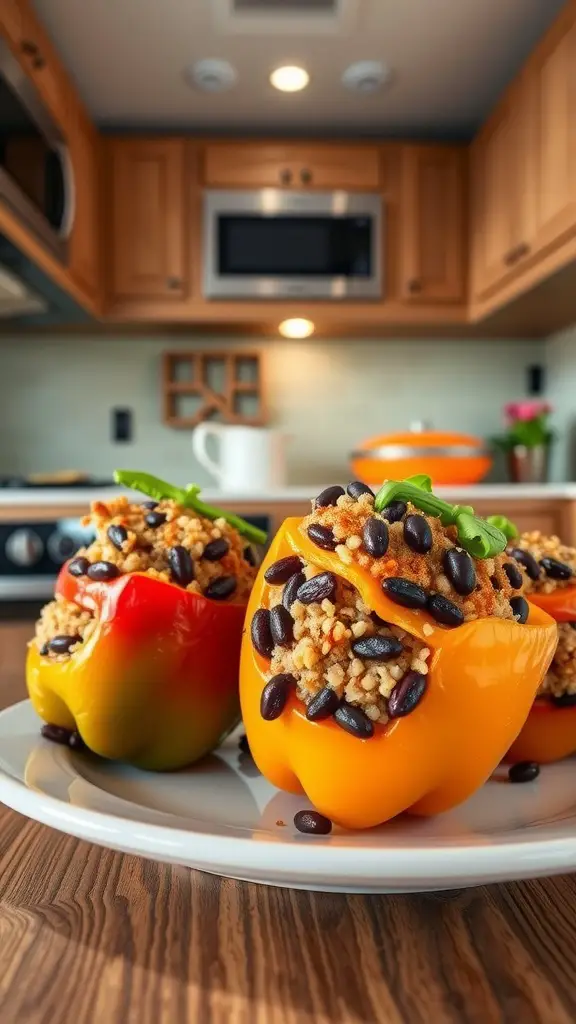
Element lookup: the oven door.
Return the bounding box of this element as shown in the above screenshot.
[0,37,74,263]
[203,189,382,299]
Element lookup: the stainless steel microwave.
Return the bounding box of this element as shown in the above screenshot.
[203,189,383,299]
[0,37,74,263]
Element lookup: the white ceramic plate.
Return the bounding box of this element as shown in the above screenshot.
[1,700,576,893]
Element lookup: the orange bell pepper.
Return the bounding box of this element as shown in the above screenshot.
[240,519,557,829]
[27,564,246,770]
[507,584,576,764]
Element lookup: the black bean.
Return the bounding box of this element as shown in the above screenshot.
[347,480,374,500]
[380,500,407,524]
[270,604,294,646]
[251,608,274,658]
[39,642,49,656]
[427,593,464,627]
[362,517,389,558]
[333,703,374,739]
[244,546,256,566]
[443,548,477,596]
[265,555,303,585]
[503,561,523,590]
[48,634,82,654]
[307,524,338,551]
[314,485,345,508]
[68,556,89,578]
[403,514,433,554]
[145,510,167,528]
[540,557,573,581]
[551,692,576,707]
[294,810,332,835]
[388,671,427,718]
[283,571,306,610]
[204,576,237,600]
[107,524,128,551]
[382,577,428,610]
[87,560,120,582]
[509,547,541,581]
[203,538,230,561]
[306,687,341,721]
[141,500,158,509]
[41,723,74,745]
[490,574,502,591]
[238,733,250,754]
[260,673,296,720]
[570,622,576,631]
[510,595,529,624]
[350,635,403,660]
[508,761,540,783]
[168,545,194,586]
[297,572,337,605]
[68,731,86,750]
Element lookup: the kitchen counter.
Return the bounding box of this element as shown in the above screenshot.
[0,481,575,505]
[1,623,576,1023]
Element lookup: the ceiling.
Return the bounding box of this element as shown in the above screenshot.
[32,0,566,135]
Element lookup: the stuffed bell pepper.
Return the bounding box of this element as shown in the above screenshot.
[27,470,265,770]
[240,477,556,830]
[507,530,576,764]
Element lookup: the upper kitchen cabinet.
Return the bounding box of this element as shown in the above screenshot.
[399,145,466,304]
[470,80,535,301]
[107,139,189,302]
[68,116,102,300]
[527,6,576,259]
[202,142,381,190]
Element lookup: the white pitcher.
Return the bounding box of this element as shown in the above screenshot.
[192,423,288,493]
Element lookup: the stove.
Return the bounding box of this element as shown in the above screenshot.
[0,476,114,489]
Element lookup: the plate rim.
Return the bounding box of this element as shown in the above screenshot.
[2,699,576,889]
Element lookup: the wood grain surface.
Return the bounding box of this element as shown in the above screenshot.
[1,621,576,1024]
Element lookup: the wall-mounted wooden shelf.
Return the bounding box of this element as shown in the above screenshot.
[162,350,266,428]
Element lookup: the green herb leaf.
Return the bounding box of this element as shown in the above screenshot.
[486,514,518,541]
[113,470,267,545]
[455,512,507,559]
[374,480,450,520]
[404,474,433,492]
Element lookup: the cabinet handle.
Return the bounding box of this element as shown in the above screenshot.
[407,278,422,294]
[166,277,182,290]
[503,242,531,267]
[279,168,292,185]
[300,168,312,185]
[20,40,39,55]
[32,55,46,70]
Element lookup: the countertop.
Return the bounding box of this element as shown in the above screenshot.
[1,482,576,506]
[0,622,575,1023]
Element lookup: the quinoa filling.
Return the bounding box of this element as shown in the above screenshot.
[251,482,529,738]
[33,495,256,659]
[508,532,576,702]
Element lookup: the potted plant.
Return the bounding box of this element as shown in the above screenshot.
[492,401,554,483]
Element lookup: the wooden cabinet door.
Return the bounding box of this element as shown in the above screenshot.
[68,116,101,300]
[109,139,187,300]
[400,145,466,303]
[529,9,576,257]
[203,143,380,190]
[470,82,535,299]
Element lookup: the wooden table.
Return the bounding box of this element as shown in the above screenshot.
[1,622,576,1024]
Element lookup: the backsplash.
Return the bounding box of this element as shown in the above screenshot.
[547,325,576,482]
[0,334,545,485]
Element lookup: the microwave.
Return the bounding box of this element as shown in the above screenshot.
[203,189,383,299]
[0,37,74,263]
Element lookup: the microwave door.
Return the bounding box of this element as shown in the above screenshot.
[0,37,69,262]
[203,190,382,300]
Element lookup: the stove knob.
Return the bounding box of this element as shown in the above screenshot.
[5,528,44,567]
[47,531,79,565]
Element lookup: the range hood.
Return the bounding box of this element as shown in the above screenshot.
[0,231,90,324]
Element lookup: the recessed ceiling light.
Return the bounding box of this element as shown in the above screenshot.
[279,318,315,339]
[185,58,237,92]
[270,65,310,93]
[342,60,391,93]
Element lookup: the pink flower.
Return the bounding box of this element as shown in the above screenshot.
[505,401,552,423]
